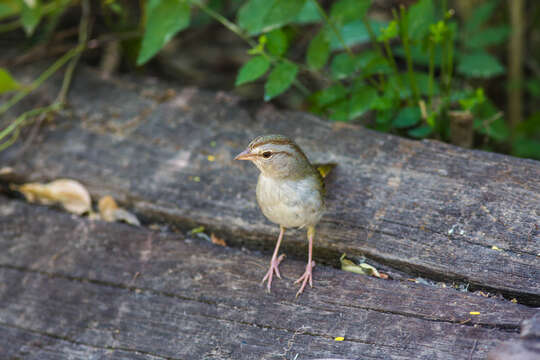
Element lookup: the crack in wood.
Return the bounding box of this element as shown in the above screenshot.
[0,262,524,333]
[0,321,182,360]
[320,300,521,332]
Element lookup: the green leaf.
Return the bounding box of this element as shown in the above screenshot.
[377,20,398,42]
[512,138,540,160]
[414,72,440,95]
[306,30,330,70]
[0,68,20,94]
[464,26,509,49]
[18,0,42,35]
[137,0,191,65]
[310,84,348,108]
[407,0,435,40]
[330,0,372,24]
[0,1,20,19]
[329,19,387,50]
[266,28,288,56]
[472,98,509,141]
[264,62,298,100]
[457,51,505,78]
[358,51,392,76]
[526,80,540,98]
[515,111,540,136]
[330,53,358,79]
[238,0,306,35]
[393,106,421,128]
[394,44,443,67]
[465,0,499,34]
[327,99,349,121]
[349,84,378,119]
[293,0,321,23]
[235,56,270,86]
[265,0,306,30]
[237,0,274,34]
[408,125,432,138]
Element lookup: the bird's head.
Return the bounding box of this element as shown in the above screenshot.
[234,134,313,179]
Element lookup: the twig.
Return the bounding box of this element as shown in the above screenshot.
[311,0,354,58]
[0,103,61,146]
[468,339,478,360]
[0,47,80,117]
[57,0,91,104]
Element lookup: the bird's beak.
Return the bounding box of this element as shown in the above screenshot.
[234,148,256,161]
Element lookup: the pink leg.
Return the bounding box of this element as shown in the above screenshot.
[262,226,285,292]
[295,226,315,297]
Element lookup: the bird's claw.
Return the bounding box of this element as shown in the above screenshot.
[295,261,315,297]
[261,254,285,292]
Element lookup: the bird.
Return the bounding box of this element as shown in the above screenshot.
[235,134,330,297]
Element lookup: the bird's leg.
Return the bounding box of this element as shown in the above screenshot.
[295,226,315,297]
[262,225,286,292]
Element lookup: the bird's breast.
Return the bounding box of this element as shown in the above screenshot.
[256,174,324,228]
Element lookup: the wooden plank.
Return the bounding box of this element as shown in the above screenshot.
[0,65,539,305]
[0,198,535,359]
[0,324,167,360]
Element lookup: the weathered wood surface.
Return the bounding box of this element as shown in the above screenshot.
[1,66,539,305]
[487,313,540,360]
[0,198,536,359]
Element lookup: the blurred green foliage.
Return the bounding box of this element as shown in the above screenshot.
[1,0,539,159]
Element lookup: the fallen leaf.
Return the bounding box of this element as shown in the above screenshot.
[340,253,382,278]
[207,155,215,162]
[334,336,345,341]
[0,167,13,175]
[491,245,503,251]
[12,179,91,214]
[98,195,118,221]
[211,233,227,247]
[98,195,140,226]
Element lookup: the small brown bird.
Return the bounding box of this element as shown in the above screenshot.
[235,134,328,296]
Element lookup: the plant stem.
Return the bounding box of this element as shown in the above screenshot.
[427,41,435,107]
[311,0,354,58]
[398,6,419,105]
[363,16,387,88]
[57,0,90,104]
[0,103,62,144]
[0,47,81,117]
[189,0,256,48]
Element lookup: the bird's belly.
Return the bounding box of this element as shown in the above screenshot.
[256,175,323,228]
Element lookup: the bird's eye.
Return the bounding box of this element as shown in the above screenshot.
[262,151,272,158]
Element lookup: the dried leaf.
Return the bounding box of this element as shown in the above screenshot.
[98,195,140,226]
[340,253,383,278]
[98,195,118,221]
[211,233,227,247]
[12,179,91,215]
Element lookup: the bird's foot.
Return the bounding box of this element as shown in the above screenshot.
[261,254,285,292]
[294,261,315,297]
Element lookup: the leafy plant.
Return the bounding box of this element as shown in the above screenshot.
[1,0,539,160]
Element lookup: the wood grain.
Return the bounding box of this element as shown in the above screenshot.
[0,199,535,359]
[1,66,538,305]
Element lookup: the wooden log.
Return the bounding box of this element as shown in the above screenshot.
[0,198,535,359]
[0,66,539,306]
